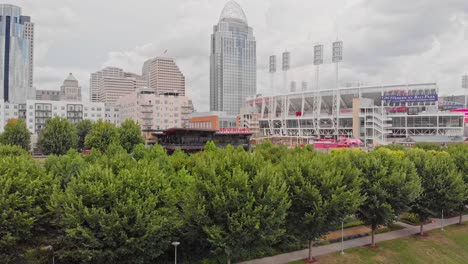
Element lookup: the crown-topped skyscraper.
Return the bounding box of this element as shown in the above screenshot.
[210,1,256,115]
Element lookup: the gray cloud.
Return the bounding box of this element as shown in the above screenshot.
[5,0,467,110]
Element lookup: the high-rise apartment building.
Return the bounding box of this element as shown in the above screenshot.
[210,1,256,115]
[60,73,82,101]
[142,57,185,96]
[0,4,35,103]
[90,67,145,105]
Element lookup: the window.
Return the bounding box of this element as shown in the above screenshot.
[61,106,65,110]
[29,105,33,109]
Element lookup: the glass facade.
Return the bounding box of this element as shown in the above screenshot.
[0,4,34,104]
[210,1,256,115]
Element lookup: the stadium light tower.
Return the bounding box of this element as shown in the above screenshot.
[282,51,291,94]
[332,41,343,137]
[269,55,277,95]
[314,45,324,91]
[463,75,468,107]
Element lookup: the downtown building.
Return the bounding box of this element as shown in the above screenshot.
[90,67,146,105]
[210,0,256,115]
[118,88,194,131]
[142,57,185,96]
[0,4,35,104]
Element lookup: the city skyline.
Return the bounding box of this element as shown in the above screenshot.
[4,0,468,111]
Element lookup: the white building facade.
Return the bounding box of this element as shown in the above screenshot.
[118,88,194,131]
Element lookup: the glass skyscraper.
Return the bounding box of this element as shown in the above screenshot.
[0,4,34,104]
[210,0,256,115]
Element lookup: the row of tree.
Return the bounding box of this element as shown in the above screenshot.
[0,140,466,264]
[0,117,144,154]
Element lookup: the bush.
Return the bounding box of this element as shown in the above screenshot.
[399,212,421,225]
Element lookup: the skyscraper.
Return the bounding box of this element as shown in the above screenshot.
[142,57,185,96]
[90,67,145,105]
[0,4,35,103]
[210,0,256,115]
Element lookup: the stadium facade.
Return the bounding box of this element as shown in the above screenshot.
[245,83,466,146]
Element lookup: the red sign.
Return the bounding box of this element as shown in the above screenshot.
[218,128,251,134]
[295,111,302,117]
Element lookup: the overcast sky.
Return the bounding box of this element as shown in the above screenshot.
[7,0,468,111]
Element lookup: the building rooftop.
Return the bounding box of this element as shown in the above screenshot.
[65,73,78,82]
[219,0,248,24]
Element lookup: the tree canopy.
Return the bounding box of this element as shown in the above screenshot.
[118,119,144,153]
[38,117,78,155]
[84,120,119,152]
[76,119,93,151]
[352,148,422,246]
[0,118,30,151]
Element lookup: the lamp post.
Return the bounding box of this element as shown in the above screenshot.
[341,219,345,255]
[441,210,445,231]
[172,241,180,264]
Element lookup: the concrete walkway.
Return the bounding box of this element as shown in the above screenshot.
[238,214,468,264]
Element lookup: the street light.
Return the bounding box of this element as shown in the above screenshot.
[172,241,180,264]
[40,245,54,264]
[441,210,445,231]
[341,219,345,255]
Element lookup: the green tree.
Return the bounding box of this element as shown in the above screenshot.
[51,160,183,263]
[415,142,442,151]
[408,149,465,235]
[0,118,30,151]
[118,119,144,153]
[45,149,87,189]
[352,148,421,247]
[0,149,54,262]
[282,148,363,261]
[84,120,119,152]
[76,119,93,151]
[447,144,468,224]
[185,145,290,263]
[38,117,78,155]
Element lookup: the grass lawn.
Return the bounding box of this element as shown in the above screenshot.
[290,223,468,264]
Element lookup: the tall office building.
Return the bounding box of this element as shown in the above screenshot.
[0,4,35,103]
[210,0,256,115]
[142,57,185,96]
[90,67,145,105]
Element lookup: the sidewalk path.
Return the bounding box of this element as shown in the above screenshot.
[238,215,467,264]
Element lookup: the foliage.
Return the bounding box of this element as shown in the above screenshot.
[407,149,465,234]
[76,119,93,151]
[0,144,30,157]
[50,159,184,264]
[44,149,87,189]
[84,120,119,152]
[447,143,468,219]
[184,144,291,263]
[118,119,144,153]
[38,117,78,155]
[0,118,31,151]
[0,154,54,263]
[376,144,407,151]
[281,148,363,259]
[414,142,442,151]
[352,148,421,246]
